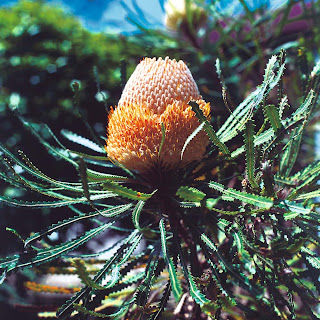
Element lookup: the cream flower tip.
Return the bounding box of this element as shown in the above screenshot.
[118,56,201,115]
[106,57,211,173]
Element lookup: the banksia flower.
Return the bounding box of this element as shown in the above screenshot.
[106,56,210,173]
[164,0,207,32]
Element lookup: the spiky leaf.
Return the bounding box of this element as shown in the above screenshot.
[208,181,273,209]
[159,219,182,301]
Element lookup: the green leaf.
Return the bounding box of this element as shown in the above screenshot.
[231,127,274,158]
[78,157,91,202]
[73,304,109,318]
[24,208,101,246]
[292,89,314,119]
[12,110,79,167]
[306,256,320,269]
[56,230,139,319]
[158,122,166,158]
[189,101,230,156]
[118,233,142,266]
[208,181,273,209]
[243,120,259,189]
[2,221,115,274]
[150,281,171,320]
[232,229,250,261]
[5,227,25,245]
[201,234,262,297]
[159,219,182,301]
[217,56,284,144]
[281,201,312,220]
[187,267,211,306]
[176,240,210,306]
[181,122,205,160]
[176,186,205,202]
[295,189,320,200]
[86,169,129,182]
[61,129,104,153]
[0,148,80,192]
[132,200,145,231]
[135,249,160,307]
[264,104,282,132]
[103,181,155,201]
[288,160,320,199]
[0,192,115,208]
[72,259,120,290]
[280,90,314,176]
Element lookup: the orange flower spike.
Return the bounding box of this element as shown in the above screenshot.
[106,56,210,173]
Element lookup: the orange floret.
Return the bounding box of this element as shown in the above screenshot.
[106,57,210,173]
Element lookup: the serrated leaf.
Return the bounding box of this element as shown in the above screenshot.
[159,219,182,301]
[99,203,132,218]
[118,233,142,266]
[232,229,251,261]
[158,122,166,158]
[288,161,320,199]
[280,90,314,176]
[132,200,145,231]
[218,56,284,144]
[244,120,259,189]
[135,249,160,307]
[0,192,115,208]
[201,234,262,297]
[61,129,104,153]
[150,281,171,320]
[306,256,320,269]
[73,303,110,318]
[176,186,205,202]
[181,122,205,160]
[231,127,274,158]
[72,259,120,290]
[189,101,230,156]
[3,221,114,274]
[281,201,312,219]
[264,105,282,131]
[24,209,101,247]
[12,110,79,167]
[175,240,210,306]
[187,268,211,306]
[292,89,314,119]
[56,230,139,319]
[208,181,273,209]
[103,181,155,201]
[86,169,129,182]
[295,189,320,200]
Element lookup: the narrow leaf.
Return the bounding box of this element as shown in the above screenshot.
[176,186,205,202]
[244,120,259,189]
[103,181,155,201]
[61,129,104,153]
[208,181,273,209]
[132,200,145,231]
[159,219,182,301]
[189,101,230,156]
[181,122,205,160]
[264,104,282,131]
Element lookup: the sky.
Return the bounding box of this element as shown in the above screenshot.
[0,0,296,34]
[0,0,166,33]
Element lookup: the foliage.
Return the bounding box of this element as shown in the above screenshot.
[0,51,320,319]
[1,0,320,319]
[135,0,320,111]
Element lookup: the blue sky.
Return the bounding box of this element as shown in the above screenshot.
[0,0,166,33]
[1,0,302,34]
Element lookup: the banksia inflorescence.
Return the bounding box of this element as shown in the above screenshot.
[106,56,210,173]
